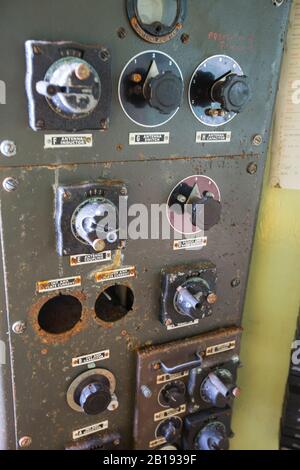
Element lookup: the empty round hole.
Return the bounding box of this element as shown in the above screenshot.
[38,295,82,334]
[95,285,134,323]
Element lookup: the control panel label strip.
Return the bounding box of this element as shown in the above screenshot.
[44,134,93,149]
[154,405,186,422]
[95,266,136,283]
[173,237,208,251]
[167,319,199,330]
[36,276,81,293]
[206,340,236,356]
[70,251,112,266]
[129,132,170,145]
[157,370,189,385]
[72,349,110,367]
[196,131,232,143]
[72,420,108,440]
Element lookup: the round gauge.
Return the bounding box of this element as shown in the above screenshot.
[167,175,221,235]
[189,55,251,127]
[37,57,101,120]
[127,0,187,44]
[118,50,184,128]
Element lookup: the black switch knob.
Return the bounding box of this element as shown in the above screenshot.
[197,423,229,451]
[191,194,221,231]
[200,371,240,408]
[79,378,111,415]
[157,418,182,444]
[146,72,183,114]
[160,381,186,409]
[211,74,251,113]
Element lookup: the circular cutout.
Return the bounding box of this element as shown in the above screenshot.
[38,295,82,334]
[95,285,134,323]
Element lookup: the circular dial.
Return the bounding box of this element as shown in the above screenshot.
[36,57,101,119]
[79,378,111,415]
[189,55,250,127]
[200,369,240,408]
[196,422,229,451]
[127,0,186,44]
[159,380,186,408]
[156,417,182,444]
[119,50,183,127]
[174,277,217,320]
[71,197,118,251]
[167,175,221,235]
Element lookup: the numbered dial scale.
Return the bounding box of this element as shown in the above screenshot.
[118,50,184,127]
[189,55,251,127]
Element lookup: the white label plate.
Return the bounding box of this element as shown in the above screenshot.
[173,237,207,251]
[70,251,111,267]
[44,134,93,149]
[196,131,231,143]
[154,405,186,422]
[72,420,108,440]
[95,266,136,283]
[72,349,110,367]
[129,132,170,145]
[206,340,236,356]
[36,276,81,293]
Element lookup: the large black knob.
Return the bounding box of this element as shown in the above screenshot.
[160,381,186,409]
[200,372,240,408]
[211,74,251,113]
[79,377,111,415]
[146,72,183,114]
[196,423,229,451]
[157,418,182,444]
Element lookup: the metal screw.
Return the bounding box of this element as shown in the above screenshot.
[117,27,127,39]
[12,321,26,335]
[2,177,19,192]
[0,140,16,157]
[100,48,110,62]
[231,355,240,364]
[19,436,32,448]
[247,162,258,175]
[113,439,120,446]
[164,318,173,327]
[252,134,263,146]
[120,187,127,196]
[141,385,152,398]
[231,278,241,288]
[100,118,109,130]
[181,33,190,44]
[36,119,45,129]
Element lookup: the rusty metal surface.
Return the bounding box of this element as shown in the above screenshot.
[0,0,291,450]
[134,327,242,449]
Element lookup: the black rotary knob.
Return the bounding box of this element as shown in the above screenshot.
[196,423,229,451]
[79,378,111,415]
[157,418,182,444]
[160,381,186,409]
[146,72,183,114]
[211,74,251,113]
[191,194,221,231]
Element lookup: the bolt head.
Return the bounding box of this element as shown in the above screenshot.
[0,140,16,157]
[247,162,258,175]
[231,278,241,288]
[19,436,32,448]
[207,293,218,305]
[12,321,26,335]
[2,177,19,192]
[252,134,263,146]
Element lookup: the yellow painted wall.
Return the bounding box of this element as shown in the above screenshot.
[231,156,300,449]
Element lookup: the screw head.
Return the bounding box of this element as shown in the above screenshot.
[19,436,32,448]
[207,293,218,305]
[252,134,263,146]
[164,318,173,327]
[2,177,19,192]
[120,187,127,196]
[247,162,258,175]
[231,278,241,288]
[75,63,90,81]
[0,140,16,157]
[141,385,152,398]
[181,33,190,44]
[100,48,110,62]
[36,119,45,129]
[12,321,26,335]
[117,27,127,39]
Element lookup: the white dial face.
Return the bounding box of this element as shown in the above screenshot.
[137,0,177,26]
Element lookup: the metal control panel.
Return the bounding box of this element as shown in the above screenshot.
[0,0,291,450]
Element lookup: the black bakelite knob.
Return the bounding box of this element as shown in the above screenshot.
[158,419,181,444]
[191,195,221,231]
[211,74,251,113]
[147,72,183,114]
[79,379,111,415]
[197,424,229,451]
[160,381,186,408]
